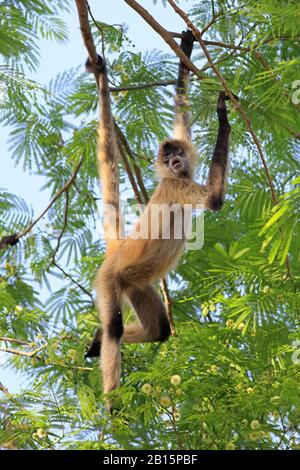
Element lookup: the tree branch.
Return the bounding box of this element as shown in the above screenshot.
[0,336,31,346]
[0,346,93,371]
[169,32,300,52]
[110,79,176,92]
[0,344,46,358]
[117,138,144,206]
[52,261,94,302]
[19,157,84,235]
[124,0,206,80]
[75,0,98,64]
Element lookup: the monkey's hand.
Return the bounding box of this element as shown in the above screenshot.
[85,54,106,74]
[85,327,102,358]
[0,233,19,251]
[217,91,239,111]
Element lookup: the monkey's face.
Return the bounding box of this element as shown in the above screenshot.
[161,141,189,177]
[156,139,196,179]
[163,143,185,173]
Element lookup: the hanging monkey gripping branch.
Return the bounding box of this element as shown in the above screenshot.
[75,2,233,411]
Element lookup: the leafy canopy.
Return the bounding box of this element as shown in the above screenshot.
[0,0,299,450]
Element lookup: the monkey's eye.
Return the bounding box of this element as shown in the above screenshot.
[173,147,182,155]
[163,154,170,162]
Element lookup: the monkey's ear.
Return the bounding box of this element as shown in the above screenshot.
[85,54,105,74]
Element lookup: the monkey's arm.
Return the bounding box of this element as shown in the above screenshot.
[173,30,194,142]
[86,54,120,241]
[174,92,231,209]
[205,91,231,210]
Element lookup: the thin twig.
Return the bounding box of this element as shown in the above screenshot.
[110,79,176,92]
[18,156,84,240]
[50,190,69,266]
[117,139,144,206]
[168,32,300,52]
[0,336,30,346]
[0,347,93,371]
[52,261,94,302]
[200,12,223,36]
[47,190,95,298]
[203,35,300,52]
[75,0,98,64]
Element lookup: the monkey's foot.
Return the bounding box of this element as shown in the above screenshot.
[85,327,102,358]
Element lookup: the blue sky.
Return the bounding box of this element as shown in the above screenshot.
[0,0,193,392]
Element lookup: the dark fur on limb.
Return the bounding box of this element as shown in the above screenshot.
[0,234,19,251]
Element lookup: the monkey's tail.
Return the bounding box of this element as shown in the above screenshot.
[173,30,194,141]
[96,268,124,408]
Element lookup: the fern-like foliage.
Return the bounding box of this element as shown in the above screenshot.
[0,0,300,451]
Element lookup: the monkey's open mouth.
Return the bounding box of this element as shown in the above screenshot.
[170,157,183,171]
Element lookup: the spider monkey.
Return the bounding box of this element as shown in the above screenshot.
[85,30,231,406]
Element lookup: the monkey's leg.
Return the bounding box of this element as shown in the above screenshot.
[85,285,171,358]
[123,285,171,343]
[98,279,123,395]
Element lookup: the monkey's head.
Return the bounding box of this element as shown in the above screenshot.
[156,139,197,179]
